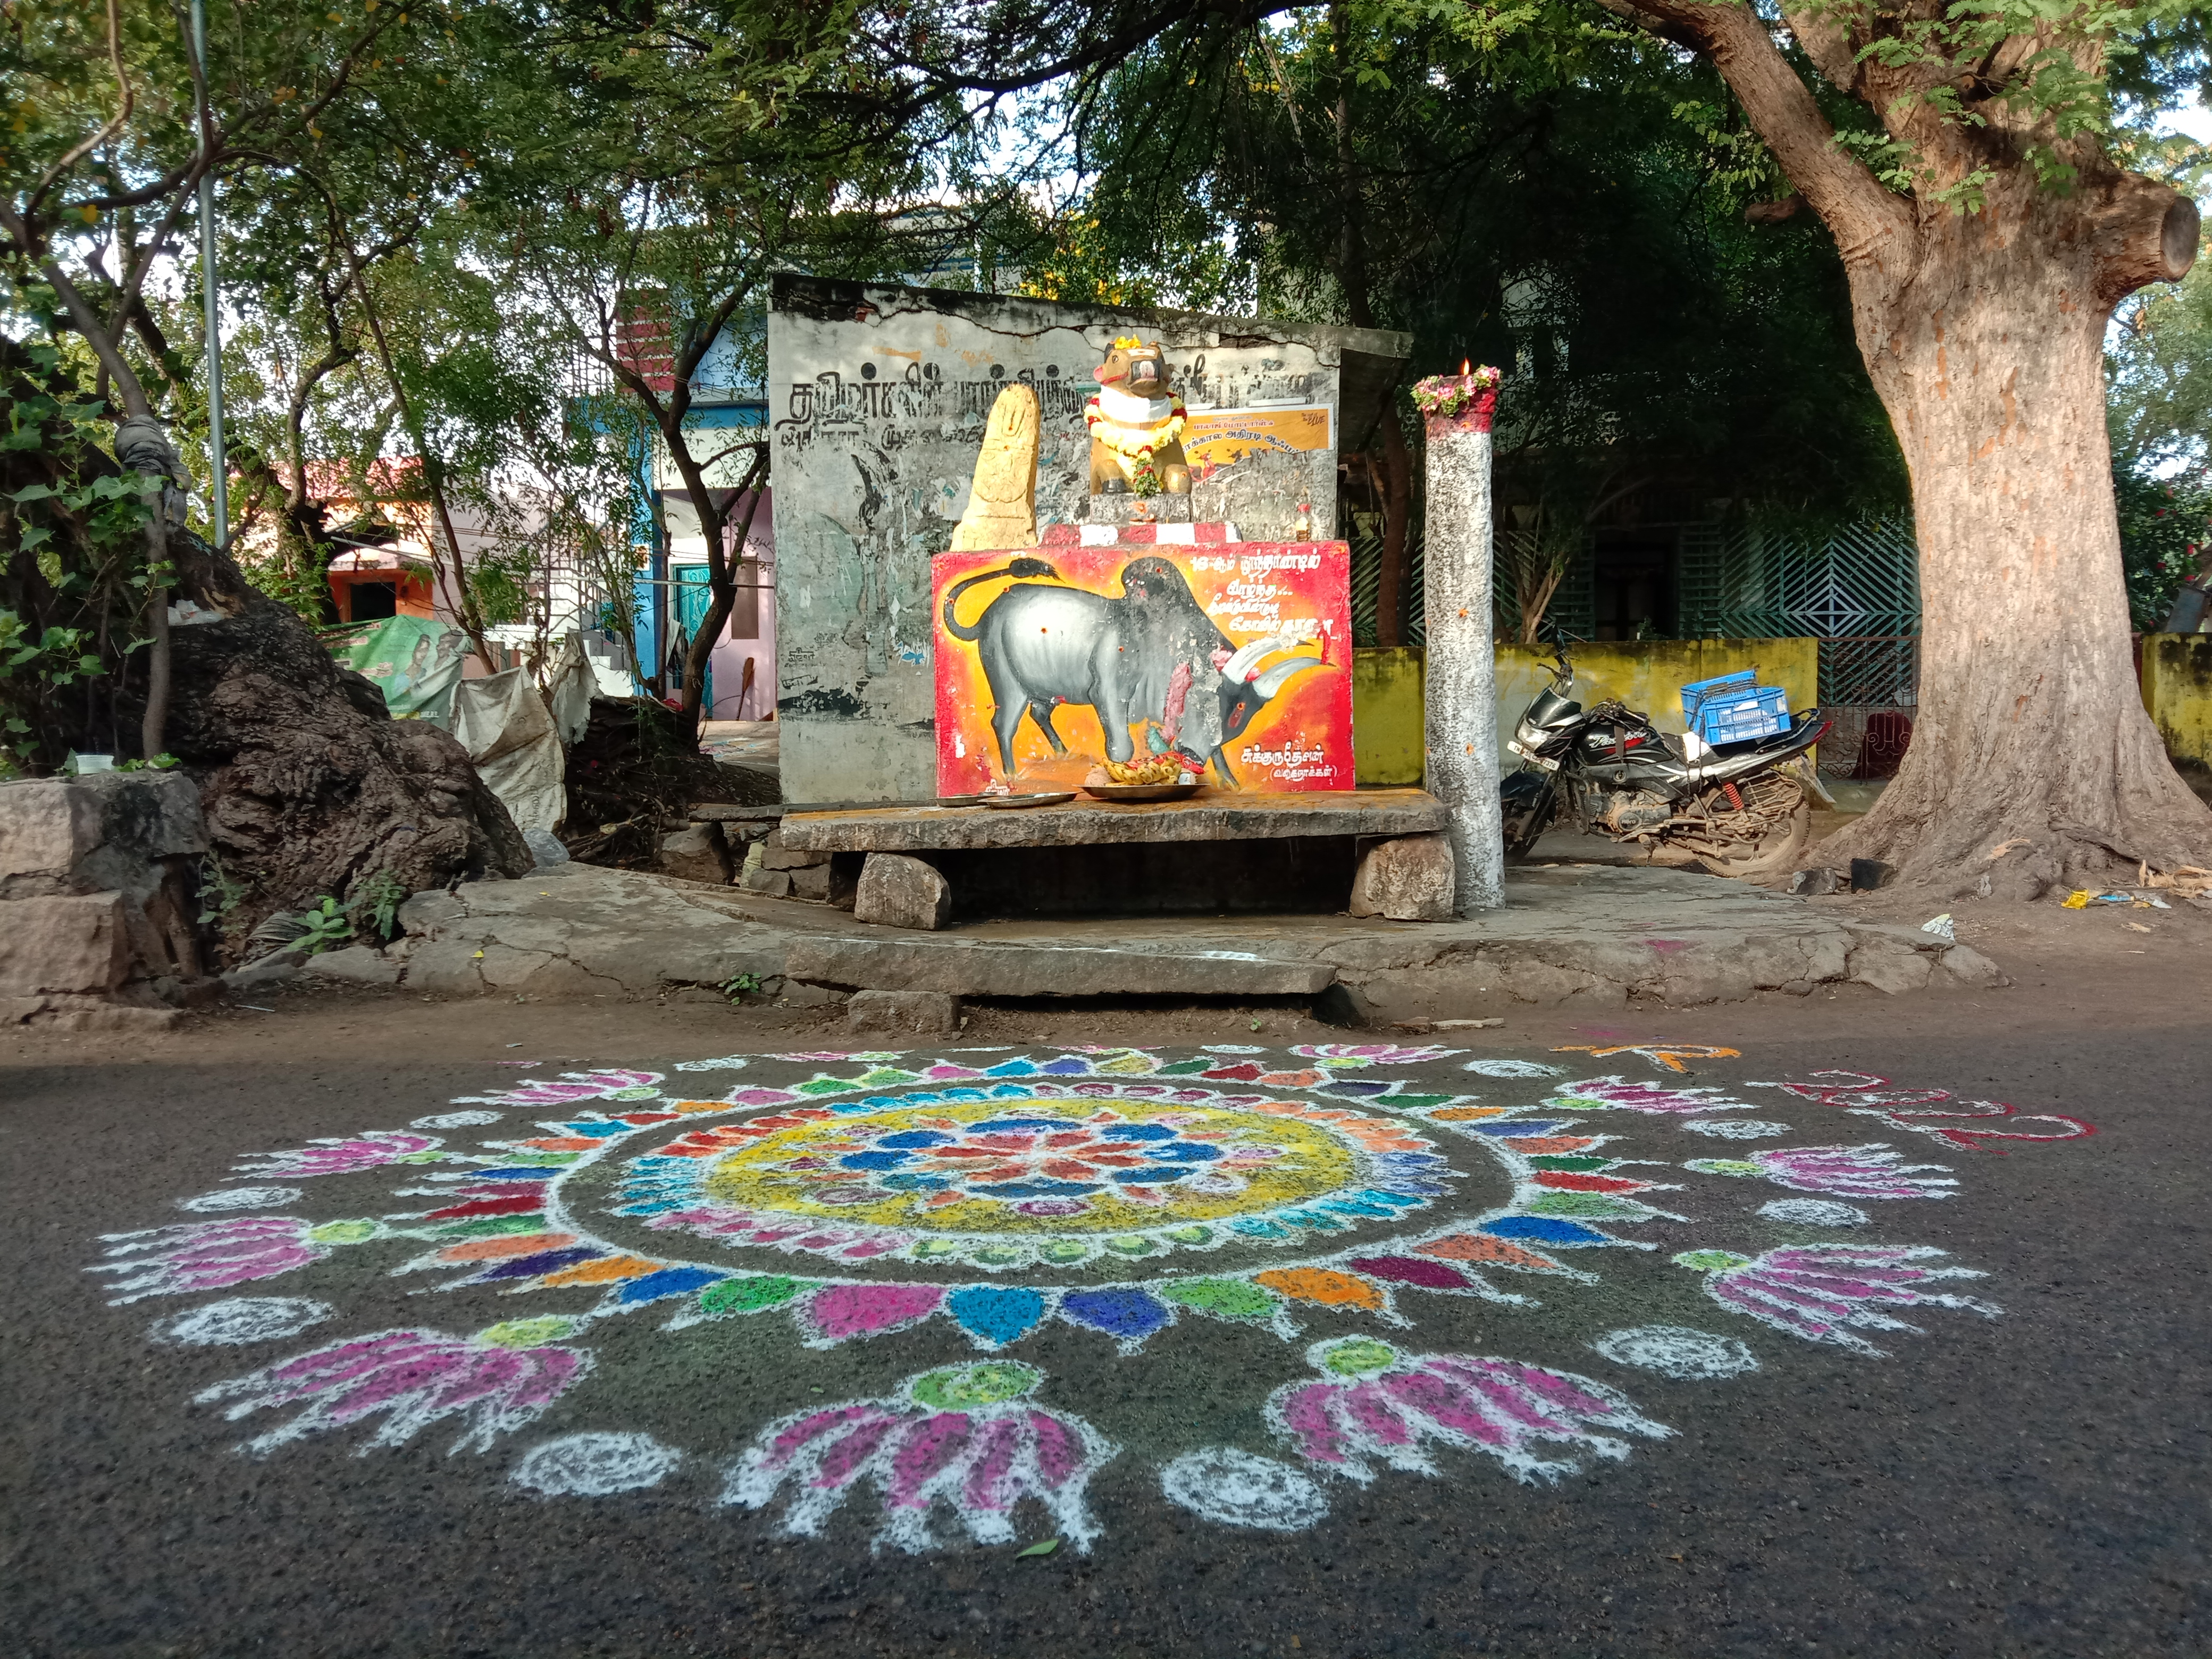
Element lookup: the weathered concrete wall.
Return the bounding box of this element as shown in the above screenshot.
[767,276,1407,802]
[1496,638,1820,760]
[1353,647,1425,785]
[2141,632,2212,766]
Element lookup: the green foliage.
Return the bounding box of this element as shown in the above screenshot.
[296,896,355,955]
[2109,250,2212,475]
[2106,241,2212,627]
[722,971,765,1002]
[2114,465,2212,628]
[347,869,410,943]
[467,548,534,629]
[1031,7,1906,531]
[196,851,248,931]
[0,340,167,772]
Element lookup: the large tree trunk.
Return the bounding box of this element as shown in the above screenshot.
[1584,0,2212,893]
[1823,193,2212,894]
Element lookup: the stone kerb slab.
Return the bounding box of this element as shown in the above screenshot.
[356,860,2004,1013]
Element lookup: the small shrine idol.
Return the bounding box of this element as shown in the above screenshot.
[1085,336,1190,497]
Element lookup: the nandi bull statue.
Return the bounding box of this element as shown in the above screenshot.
[940,554,1327,786]
[1085,337,1189,496]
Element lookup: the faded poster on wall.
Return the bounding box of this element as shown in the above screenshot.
[933,541,1355,795]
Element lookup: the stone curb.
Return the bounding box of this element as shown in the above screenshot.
[271,859,2015,1018]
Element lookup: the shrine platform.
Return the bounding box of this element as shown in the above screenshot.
[772,789,1453,931]
[775,788,1444,854]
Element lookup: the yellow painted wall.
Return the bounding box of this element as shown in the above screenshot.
[1495,639,1819,758]
[2141,633,2212,765]
[1353,647,1426,785]
[1352,639,1821,786]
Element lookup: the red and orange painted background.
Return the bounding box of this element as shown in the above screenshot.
[932,540,1355,796]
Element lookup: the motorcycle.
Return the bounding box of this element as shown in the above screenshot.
[1499,643,1833,877]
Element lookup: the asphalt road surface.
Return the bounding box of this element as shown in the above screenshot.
[4,983,2206,1659]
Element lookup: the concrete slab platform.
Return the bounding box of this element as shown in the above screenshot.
[783,933,1336,999]
[371,857,2005,1012]
[776,788,1445,853]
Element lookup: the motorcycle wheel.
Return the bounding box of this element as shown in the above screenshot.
[1499,775,1555,859]
[1673,775,1811,878]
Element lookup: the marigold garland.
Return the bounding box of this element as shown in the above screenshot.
[1085,396,1188,460]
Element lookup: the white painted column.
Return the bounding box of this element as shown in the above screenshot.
[1421,384,1505,912]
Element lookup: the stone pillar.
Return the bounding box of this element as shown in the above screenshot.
[1420,374,1505,913]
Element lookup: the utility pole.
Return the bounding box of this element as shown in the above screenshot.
[190,0,228,547]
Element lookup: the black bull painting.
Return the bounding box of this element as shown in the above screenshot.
[939,554,1330,786]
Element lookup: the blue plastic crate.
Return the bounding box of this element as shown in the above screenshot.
[1681,669,1757,722]
[1695,685,1790,744]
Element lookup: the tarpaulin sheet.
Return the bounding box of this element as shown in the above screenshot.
[453,667,565,832]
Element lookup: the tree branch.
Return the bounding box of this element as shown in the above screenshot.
[1591,0,1915,279]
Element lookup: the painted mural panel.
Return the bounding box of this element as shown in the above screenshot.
[933,541,1355,795]
[767,278,1386,802]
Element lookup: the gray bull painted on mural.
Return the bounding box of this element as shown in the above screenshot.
[940,555,1326,785]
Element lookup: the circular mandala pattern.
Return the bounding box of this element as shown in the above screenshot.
[705,1097,1349,1226]
[590,1081,1475,1277]
[96,1043,2073,1555]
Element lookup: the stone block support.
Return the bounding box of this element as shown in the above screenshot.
[1348,833,1455,921]
[853,853,952,931]
[1421,385,1505,913]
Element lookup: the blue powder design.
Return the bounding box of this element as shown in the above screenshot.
[948,1286,1048,1347]
[1059,1288,1173,1342]
[615,1266,727,1305]
[1479,1216,1616,1246]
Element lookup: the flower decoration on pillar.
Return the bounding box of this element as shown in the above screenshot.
[1411,362,1502,434]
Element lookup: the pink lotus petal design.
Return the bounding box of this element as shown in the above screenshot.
[89,1217,355,1304]
[232,1130,440,1179]
[1687,1143,1958,1200]
[724,1363,1115,1552]
[460,1069,664,1108]
[1269,1340,1672,1485]
[196,1328,592,1455]
[1681,1244,1998,1356]
[1553,1076,1747,1114]
[1291,1044,1459,1066]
